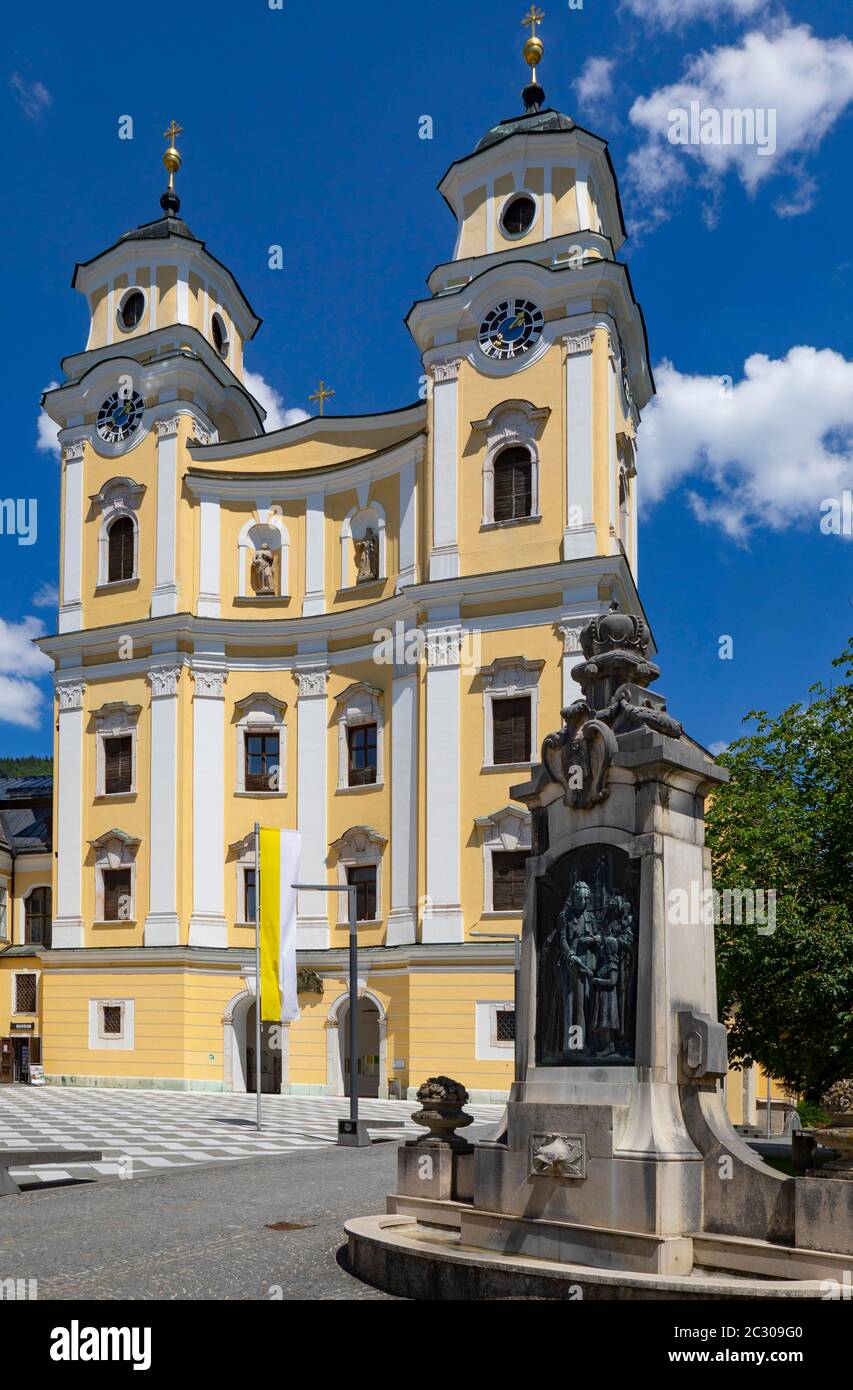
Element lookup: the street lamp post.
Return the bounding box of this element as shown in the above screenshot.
[291,881,371,1146]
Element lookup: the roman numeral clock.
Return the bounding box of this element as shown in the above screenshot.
[478,298,544,361]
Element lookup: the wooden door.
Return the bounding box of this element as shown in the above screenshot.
[0,1038,12,1084]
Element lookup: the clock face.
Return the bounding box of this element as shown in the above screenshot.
[96,390,145,444]
[478,298,544,361]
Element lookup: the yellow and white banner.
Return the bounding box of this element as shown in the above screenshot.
[258,828,302,1023]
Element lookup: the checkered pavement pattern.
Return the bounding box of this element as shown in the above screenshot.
[0,1087,502,1185]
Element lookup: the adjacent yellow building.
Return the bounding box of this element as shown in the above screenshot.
[0,64,789,1116]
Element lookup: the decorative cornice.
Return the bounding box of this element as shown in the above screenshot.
[431,359,461,384]
[471,399,551,434]
[90,476,146,513]
[56,680,85,711]
[191,667,227,699]
[148,666,182,698]
[155,415,181,440]
[334,680,382,711]
[191,426,214,447]
[234,690,287,714]
[293,667,330,699]
[63,439,87,464]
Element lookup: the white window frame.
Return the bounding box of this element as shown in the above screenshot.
[335,682,384,791]
[475,999,517,1060]
[22,883,52,947]
[89,998,135,1051]
[330,826,387,925]
[90,831,140,925]
[474,805,533,915]
[471,400,549,528]
[479,657,543,771]
[229,832,258,926]
[91,476,146,588]
[234,692,287,796]
[0,885,8,941]
[12,969,40,1016]
[93,701,141,798]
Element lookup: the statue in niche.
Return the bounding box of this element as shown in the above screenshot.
[355,527,379,583]
[252,542,276,595]
[536,847,640,1066]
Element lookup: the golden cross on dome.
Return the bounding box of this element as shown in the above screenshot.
[163,120,183,146]
[309,380,335,416]
[521,5,545,38]
[162,120,184,192]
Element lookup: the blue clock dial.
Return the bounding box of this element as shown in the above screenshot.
[97,389,145,444]
[479,298,544,361]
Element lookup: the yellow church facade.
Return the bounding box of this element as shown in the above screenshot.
[1,59,781,1114]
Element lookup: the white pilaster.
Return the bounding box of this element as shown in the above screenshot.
[152,416,181,617]
[59,440,86,634]
[429,360,461,581]
[397,458,418,589]
[387,666,419,946]
[144,666,181,945]
[198,491,221,617]
[189,666,228,947]
[302,493,326,616]
[562,332,597,560]
[609,344,619,554]
[422,629,463,942]
[558,622,587,708]
[294,666,331,948]
[631,438,640,584]
[53,680,86,947]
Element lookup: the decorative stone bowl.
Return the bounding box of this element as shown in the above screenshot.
[408,1076,474,1151]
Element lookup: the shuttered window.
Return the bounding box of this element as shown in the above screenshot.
[492,851,530,911]
[103,869,132,922]
[492,697,531,765]
[347,723,378,786]
[494,447,532,522]
[25,886,52,947]
[245,732,280,792]
[107,516,135,583]
[347,865,377,922]
[104,735,133,794]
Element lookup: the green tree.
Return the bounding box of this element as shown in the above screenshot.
[0,755,53,778]
[706,641,853,1103]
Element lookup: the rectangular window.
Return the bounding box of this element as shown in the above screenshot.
[492,850,530,912]
[492,697,531,765]
[495,1007,516,1043]
[104,735,133,794]
[245,732,280,792]
[0,888,7,940]
[244,868,257,924]
[103,869,132,922]
[347,865,377,922]
[494,448,533,522]
[102,1005,123,1037]
[347,723,378,787]
[14,974,37,1014]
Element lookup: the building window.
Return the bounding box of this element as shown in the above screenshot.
[492,697,531,765]
[244,867,257,924]
[107,515,135,583]
[494,447,533,522]
[245,731,281,792]
[103,869,132,921]
[104,735,133,795]
[347,723,377,787]
[14,973,38,1014]
[102,1004,123,1037]
[25,887,52,947]
[0,887,7,941]
[492,850,530,912]
[118,288,146,331]
[211,312,230,359]
[347,865,377,923]
[89,998,135,1051]
[495,1007,516,1043]
[501,194,536,237]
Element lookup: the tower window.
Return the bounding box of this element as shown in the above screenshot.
[107,516,135,583]
[494,447,533,522]
[211,312,230,359]
[347,723,378,787]
[103,869,132,922]
[492,851,530,912]
[347,865,377,922]
[492,697,532,765]
[104,736,133,795]
[244,732,281,792]
[118,288,146,331]
[25,888,52,948]
[501,194,536,237]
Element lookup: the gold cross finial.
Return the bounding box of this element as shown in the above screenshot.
[162,120,183,191]
[163,120,183,146]
[308,380,335,416]
[522,6,545,38]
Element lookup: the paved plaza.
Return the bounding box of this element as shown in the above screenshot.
[0,1086,501,1186]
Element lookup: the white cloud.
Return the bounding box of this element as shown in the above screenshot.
[573,58,616,120]
[0,615,53,729]
[708,741,731,757]
[622,0,764,28]
[9,73,52,120]
[37,382,61,456]
[243,370,310,432]
[627,26,853,228]
[32,582,58,609]
[639,347,853,539]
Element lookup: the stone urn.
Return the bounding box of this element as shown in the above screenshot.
[407,1076,474,1152]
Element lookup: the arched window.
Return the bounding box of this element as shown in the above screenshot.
[25,887,52,948]
[494,447,533,522]
[107,516,135,583]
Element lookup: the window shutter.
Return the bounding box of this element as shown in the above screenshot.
[105,736,133,794]
[492,851,530,911]
[104,869,132,921]
[492,697,531,765]
[494,447,532,522]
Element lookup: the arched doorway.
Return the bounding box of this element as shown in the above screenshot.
[339,997,381,1098]
[245,1003,283,1095]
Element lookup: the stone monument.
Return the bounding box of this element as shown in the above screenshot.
[347,604,853,1298]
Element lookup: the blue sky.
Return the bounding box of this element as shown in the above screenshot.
[1,0,852,756]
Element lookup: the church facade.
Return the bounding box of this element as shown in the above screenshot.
[7,65,666,1100]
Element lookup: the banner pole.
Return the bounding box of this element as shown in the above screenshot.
[254,822,262,1133]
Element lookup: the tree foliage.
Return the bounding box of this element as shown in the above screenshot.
[706,641,853,1102]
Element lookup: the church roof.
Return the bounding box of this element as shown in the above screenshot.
[117,213,198,245]
[0,776,53,854]
[475,107,575,152]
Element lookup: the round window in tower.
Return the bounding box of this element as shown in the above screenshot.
[117,288,146,332]
[211,312,230,359]
[501,194,537,238]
